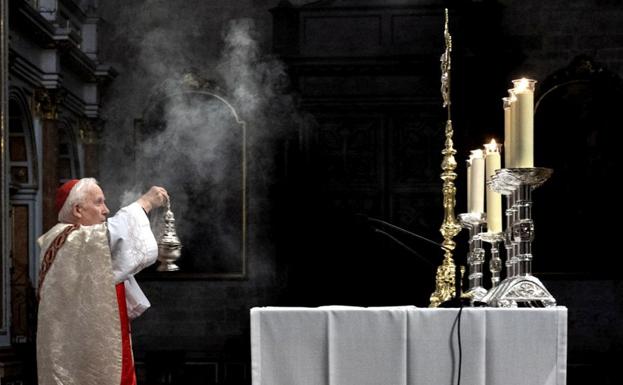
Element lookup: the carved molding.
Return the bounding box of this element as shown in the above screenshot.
[33,88,64,120]
[79,118,100,145]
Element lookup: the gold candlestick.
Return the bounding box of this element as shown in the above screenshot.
[429,9,463,307]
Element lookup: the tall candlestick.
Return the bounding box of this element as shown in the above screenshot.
[469,149,484,213]
[484,140,502,233]
[503,95,514,168]
[510,78,536,168]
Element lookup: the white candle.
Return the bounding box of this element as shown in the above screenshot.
[510,78,536,168]
[503,95,514,168]
[484,139,502,233]
[508,89,518,168]
[466,158,472,212]
[468,149,484,213]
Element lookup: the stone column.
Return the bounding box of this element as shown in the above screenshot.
[80,119,100,179]
[34,89,61,232]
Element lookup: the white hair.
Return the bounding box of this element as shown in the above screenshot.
[58,178,100,223]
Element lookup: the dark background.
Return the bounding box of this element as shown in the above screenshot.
[6,0,623,384]
[108,1,620,384]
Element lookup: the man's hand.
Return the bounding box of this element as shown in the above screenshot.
[137,186,169,213]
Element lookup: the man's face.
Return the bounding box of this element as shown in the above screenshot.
[76,184,110,225]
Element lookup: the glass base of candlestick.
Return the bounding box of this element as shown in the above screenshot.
[458,212,488,304]
[465,286,488,303]
[481,275,556,308]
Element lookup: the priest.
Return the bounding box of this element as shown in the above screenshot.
[36,178,169,385]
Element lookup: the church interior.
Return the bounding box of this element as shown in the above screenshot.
[1,0,622,384]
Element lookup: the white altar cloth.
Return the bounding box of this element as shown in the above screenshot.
[251,306,567,385]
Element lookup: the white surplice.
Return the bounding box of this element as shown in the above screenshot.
[108,202,159,319]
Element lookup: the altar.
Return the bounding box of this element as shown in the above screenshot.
[251,306,567,385]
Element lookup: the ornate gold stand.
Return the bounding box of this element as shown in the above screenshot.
[429,9,463,307]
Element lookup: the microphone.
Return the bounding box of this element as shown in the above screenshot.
[365,215,470,308]
[367,217,450,252]
[373,228,435,267]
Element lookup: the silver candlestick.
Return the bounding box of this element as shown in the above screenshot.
[458,212,487,303]
[504,192,518,279]
[157,199,182,272]
[478,231,505,305]
[480,231,505,289]
[484,167,556,307]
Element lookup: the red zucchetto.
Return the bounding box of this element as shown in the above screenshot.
[55,179,80,215]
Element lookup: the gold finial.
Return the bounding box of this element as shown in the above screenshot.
[440,8,452,111]
[429,8,462,308]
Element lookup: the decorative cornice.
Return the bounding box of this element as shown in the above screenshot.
[11,52,110,120]
[53,25,82,50]
[62,88,88,117]
[62,43,98,81]
[11,0,117,84]
[10,0,56,47]
[94,64,118,85]
[8,50,46,88]
[538,55,623,96]
[59,0,88,21]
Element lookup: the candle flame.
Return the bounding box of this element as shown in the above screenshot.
[515,78,529,92]
[484,139,499,153]
[502,95,517,109]
[469,149,484,160]
[511,78,536,94]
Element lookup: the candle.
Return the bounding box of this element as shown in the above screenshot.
[508,89,518,168]
[503,95,514,168]
[484,139,502,233]
[468,149,484,213]
[510,78,536,168]
[466,158,472,212]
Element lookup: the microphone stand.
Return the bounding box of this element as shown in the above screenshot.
[368,218,449,251]
[367,217,469,307]
[373,228,435,267]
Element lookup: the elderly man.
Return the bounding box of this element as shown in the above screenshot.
[36,178,169,385]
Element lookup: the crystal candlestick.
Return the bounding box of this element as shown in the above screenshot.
[485,167,556,307]
[458,213,487,303]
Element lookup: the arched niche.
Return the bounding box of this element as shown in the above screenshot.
[8,88,40,346]
[135,77,247,279]
[533,55,623,277]
[8,92,38,191]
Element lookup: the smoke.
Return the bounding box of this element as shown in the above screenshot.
[104,17,305,271]
[218,19,297,139]
[119,186,144,208]
[130,18,296,198]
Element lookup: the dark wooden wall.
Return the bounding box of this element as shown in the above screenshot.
[271,1,507,308]
[92,1,623,384]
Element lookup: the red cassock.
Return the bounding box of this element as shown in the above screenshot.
[117,283,137,385]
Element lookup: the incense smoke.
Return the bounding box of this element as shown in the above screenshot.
[102,17,305,270]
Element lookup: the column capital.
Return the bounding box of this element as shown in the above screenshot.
[33,88,64,120]
[79,118,102,145]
